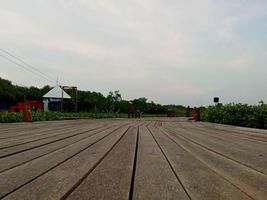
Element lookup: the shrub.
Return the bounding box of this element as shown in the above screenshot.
[201,103,267,129]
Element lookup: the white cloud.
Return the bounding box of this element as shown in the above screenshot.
[0,8,43,37]
[0,71,13,80]
[0,0,267,105]
[226,58,250,70]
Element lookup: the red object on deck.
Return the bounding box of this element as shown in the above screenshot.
[23,104,32,122]
[128,105,141,119]
[193,110,201,121]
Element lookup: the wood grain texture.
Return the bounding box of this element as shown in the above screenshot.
[67,126,138,200]
[132,125,190,200]
[0,118,266,200]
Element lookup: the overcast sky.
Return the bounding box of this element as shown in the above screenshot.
[0,0,266,106]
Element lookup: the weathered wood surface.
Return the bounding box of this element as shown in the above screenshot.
[0,118,266,200]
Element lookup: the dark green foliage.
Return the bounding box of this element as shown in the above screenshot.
[106,91,122,112]
[0,111,23,123]
[77,91,107,112]
[0,77,186,119]
[201,103,267,129]
[0,78,17,106]
[132,97,148,112]
[163,105,186,117]
[0,111,128,123]
[131,99,186,116]
[0,77,52,106]
[118,100,129,113]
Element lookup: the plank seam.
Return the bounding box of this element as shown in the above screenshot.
[0,124,126,173]
[173,123,267,143]
[163,126,267,176]
[158,126,256,200]
[60,125,132,200]
[1,124,129,199]
[0,124,121,159]
[128,125,139,200]
[0,123,83,140]
[0,125,105,150]
[200,122,267,138]
[146,125,192,200]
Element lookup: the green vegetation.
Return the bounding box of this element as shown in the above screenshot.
[0,111,23,123]
[201,103,267,129]
[0,111,175,123]
[0,77,186,118]
[0,77,51,107]
[0,111,129,123]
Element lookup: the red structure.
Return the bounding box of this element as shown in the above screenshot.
[167,110,175,117]
[128,105,140,119]
[9,100,43,112]
[22,104,32,122]
[193,109,201,121]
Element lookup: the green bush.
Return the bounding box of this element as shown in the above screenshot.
[0,111,129,123]
[0,111,169,123]
[201,103,267,129]
[0,111,23,123]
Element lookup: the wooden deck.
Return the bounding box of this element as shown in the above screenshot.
[0,118,266,200]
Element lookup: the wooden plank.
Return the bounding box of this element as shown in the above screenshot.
[0,122,119,158]
[0,123,102,149]
[132,125,190,200]
[66,126,138,200]
[0,120,114,143]
[163,123,267,174]
[0,123,125,172]
[3,125,131,200]
[158,126,267,200]
[149,125,254,200]
[0,124,128,199]
[0,118,266,200]
[199,121,267,136]
[0,121,79,137]
[180,122,267,143]
[0,123,50,134]
[168,122,267,153]
[0,119,112,138]
[0,120,82,136]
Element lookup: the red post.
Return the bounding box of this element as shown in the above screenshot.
[193,109,200,121]
[23,104,32,122]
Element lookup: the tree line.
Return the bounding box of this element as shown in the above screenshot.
[0,77,186,115]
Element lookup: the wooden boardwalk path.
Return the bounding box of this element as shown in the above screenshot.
[0,118,266,200]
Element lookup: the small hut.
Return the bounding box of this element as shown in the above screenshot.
[43,86,71,112]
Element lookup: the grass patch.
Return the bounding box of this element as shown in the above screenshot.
[0,111,170,123]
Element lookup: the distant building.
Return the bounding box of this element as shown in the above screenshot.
[43,85,71,112]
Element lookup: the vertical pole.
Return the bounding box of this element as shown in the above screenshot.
[75,87,78,112]
[61,86,63,112]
